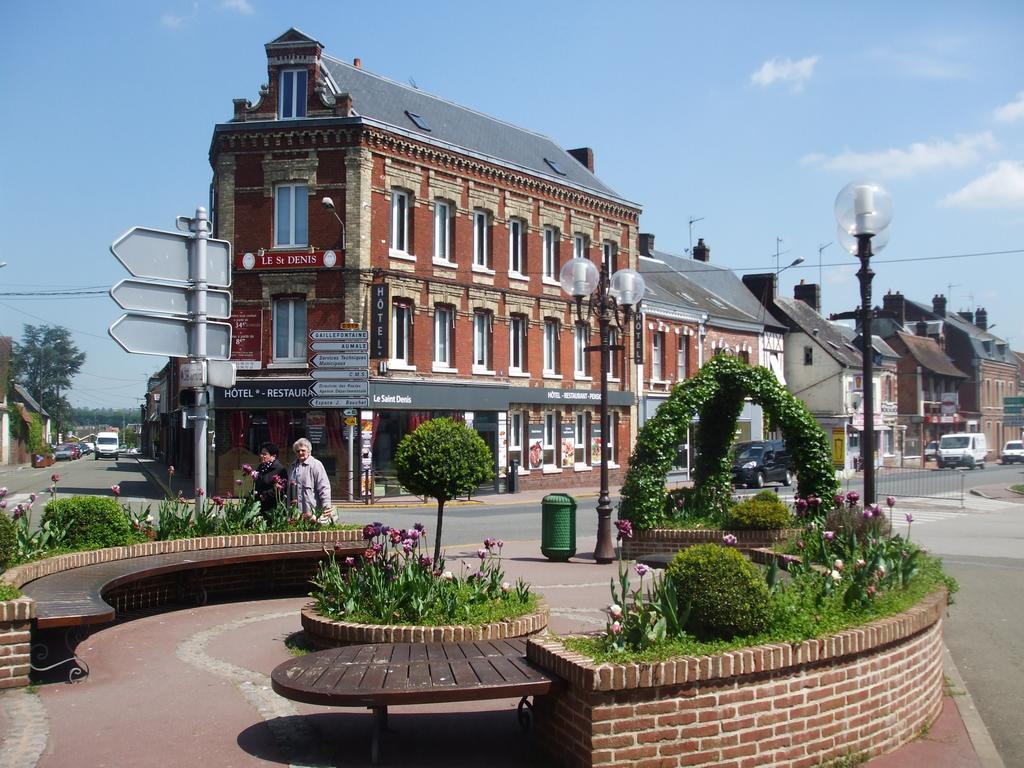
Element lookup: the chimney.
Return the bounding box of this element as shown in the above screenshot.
[932,294,947,317]
[975,307,988,331]
[882,291,906,324]
[793,280,821,313]
[353,57,362,69]
[567,147,594,173]
[957,310,974,324]
[915,320,929,337]
[638,233,655,258]
[335,92,354,117]
[742,273,775,310]
[692,238,710,262]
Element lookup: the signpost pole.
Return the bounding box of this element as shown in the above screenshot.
[348,427,355,500]
[192,207,210,516]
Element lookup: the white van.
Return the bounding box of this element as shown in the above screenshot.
[95,431,120,460]
[937,432,988,470]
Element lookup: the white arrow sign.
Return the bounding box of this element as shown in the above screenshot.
[110,279,232,319]
[309,341,369,352]
[311,380,369,396]
[309,330,369,341]
[109,315,232,359]
[309,397,369,408]
[311,353,369,368]
[310,368,369,380]
[111,226,232,288]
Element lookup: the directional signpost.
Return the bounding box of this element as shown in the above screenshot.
[1006,396,1024,429]
[108,207,234,517]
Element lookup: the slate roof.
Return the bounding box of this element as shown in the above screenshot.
[903,298,1016,366]
[12,382,48,416]
[894,332,967,378]
[639,250,778,330]
[258,29,627,202]
[833,324,899,362]
[772,296,863,368]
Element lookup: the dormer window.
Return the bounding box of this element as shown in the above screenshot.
[279,69,307,118]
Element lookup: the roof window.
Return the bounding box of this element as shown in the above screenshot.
[544,158,567,176]
[405,110,431,131]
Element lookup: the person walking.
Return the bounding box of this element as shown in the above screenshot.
[288,437,332,515]
[252,442,288,514]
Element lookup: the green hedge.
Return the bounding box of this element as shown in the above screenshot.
[0,513,15,571]
[727,490,794,530]
[42,496,137,550]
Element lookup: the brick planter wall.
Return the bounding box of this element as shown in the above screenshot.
[0,530,362,688]
[622,528,797,560]
[526,589,947,768]
[301,598,549,647]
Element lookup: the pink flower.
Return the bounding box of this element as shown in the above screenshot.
[111,485,121,498]
[823,530,835,541]
[614,519,633,540]
[195,488,205,497]
[905,513,914,524]
[886,496,896,507]
[610,621,622,635]
[608,604,623,620]
[250,470,259,480]
[242,464,253,473]
[634,563,650,578]
[29,493,37,503]
[235,479,243,486]
[477,549,487,560]
[168,465,175,476]
[722,534,738,546]
[0,487,6,498]
[50,474,60,483]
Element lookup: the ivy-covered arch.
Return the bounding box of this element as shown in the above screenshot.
[619,354,839,530]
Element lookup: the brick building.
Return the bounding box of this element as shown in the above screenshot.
[207,29,642,498]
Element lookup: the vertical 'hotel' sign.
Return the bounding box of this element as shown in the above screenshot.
[371,283,389,359]
[633,301,643,364]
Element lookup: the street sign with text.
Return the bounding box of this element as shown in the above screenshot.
[311,380,369,396]
[110,279,231,319]
[109,315,232,359]
[111,226,232,287]
[310,368,369,380]
[311,352,369,368]
[309,397,369,408]
[309,341,369,352]
[309,329,369,341]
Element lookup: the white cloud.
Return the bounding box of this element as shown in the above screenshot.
[994,92,1024,123]
[801,132,998,179]
[942,161,1024,209]
[750,56,819,92]
[222,0,254,14]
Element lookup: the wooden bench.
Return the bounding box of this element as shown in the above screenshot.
[271,638,562,764]
[18,540,364,679]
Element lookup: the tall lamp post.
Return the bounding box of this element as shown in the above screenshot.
[833,181,893,505]
[560,257,646,563]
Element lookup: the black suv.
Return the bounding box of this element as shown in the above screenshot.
[731,440,795,489]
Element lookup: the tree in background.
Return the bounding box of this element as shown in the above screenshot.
[11,325,85,439]
[394,418,494,564]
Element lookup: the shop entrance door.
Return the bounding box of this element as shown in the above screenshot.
[474,423,499,495]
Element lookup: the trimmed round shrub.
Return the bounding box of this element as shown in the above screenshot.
[0,513,16,570]
[727,490,794,530]
[42,496,136,550]
[667,543,771,640]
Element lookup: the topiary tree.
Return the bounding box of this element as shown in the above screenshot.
[620,354,839,530]
[666,543,772,639]
[42,496,137,550]
[0,513,16,571]
[727,490,794,530]
[394,417,493,564]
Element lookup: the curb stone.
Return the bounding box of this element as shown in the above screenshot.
[944,647,1006,768]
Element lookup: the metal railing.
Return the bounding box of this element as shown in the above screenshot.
[844,465,966,509]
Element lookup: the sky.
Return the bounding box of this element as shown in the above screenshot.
[1,1,1022,409]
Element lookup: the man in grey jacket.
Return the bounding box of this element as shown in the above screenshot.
[288,438,332,515]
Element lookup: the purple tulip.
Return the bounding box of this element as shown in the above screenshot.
[722,533,738,546]
[886,496,896,507]
[833,494,845,507]
[846,491,860,506]
[905,513,914,524]
[795,498,808,515]
[634,563,650,578]
[614,519,634,540]
[478,548,487,559]
[824,530,836,541]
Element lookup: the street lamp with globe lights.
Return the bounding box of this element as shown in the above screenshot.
[832,181,893,505]
[559,256,646,563]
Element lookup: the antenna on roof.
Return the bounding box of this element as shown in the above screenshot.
[408,77,418,89]
[688,216,704,253]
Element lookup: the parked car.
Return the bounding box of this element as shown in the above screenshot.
[1001,440,1024,464]
[53,443,76,461]
[731,440,794,488]
[923,441,938,462]
[77,442,92,455]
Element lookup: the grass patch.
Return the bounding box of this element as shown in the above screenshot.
[1010,484,1024,494]
[284,632,315,656]
[565,555,954,664]
[0,583,21,601]
[340,592,538,628]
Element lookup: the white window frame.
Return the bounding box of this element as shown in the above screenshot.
[473,209,492,271]
[433,304,454,370]
[574,412,591,467]
[651,331,664,381]
[508,217,527,279]
[573,233,589,261]
[274,183,308,247]
[509,412,526,473]
[473,310,493,373]
[391,301,414,369]
[607,412,618,467]
[272,297,307,364]
[509,314,528,375]
[607,327,620,381]
[543,319,560,377]
[542,226,560,284]
[676,334,688,381]
[602,240,618,274]
[543,412,559,471]
[574,322,590,379]
[390,189,411,256]
[433,199,453,266]
[278,68,307,119]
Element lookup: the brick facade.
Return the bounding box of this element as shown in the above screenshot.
[0,599,33,689]
[527,589,947,767]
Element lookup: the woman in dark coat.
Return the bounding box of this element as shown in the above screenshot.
[253,442,288,513]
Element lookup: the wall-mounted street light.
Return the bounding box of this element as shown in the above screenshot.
[321,197,347,252]
[833,181,893,506]
[560,257,646,563]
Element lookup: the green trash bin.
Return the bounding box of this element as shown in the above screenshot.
[541,493,577,561]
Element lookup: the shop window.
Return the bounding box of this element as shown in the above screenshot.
[509,217,526,277]
[275,184,308,247]
[574,412,590,465]
[543,319,560,375]
[542,225,559,280]
[509,314,527,374]
[272,297,307,363]
[392,300,414,367]
[278,69,307,119]
[508,411,526,470]
[543,412,558,467]
[434,304,453,368]
[473,309,493,372]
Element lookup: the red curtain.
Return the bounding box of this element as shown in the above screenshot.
[326,411,345,456]
[408,411,431,432]
[268,411,290,451]
[230,411,251,450]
